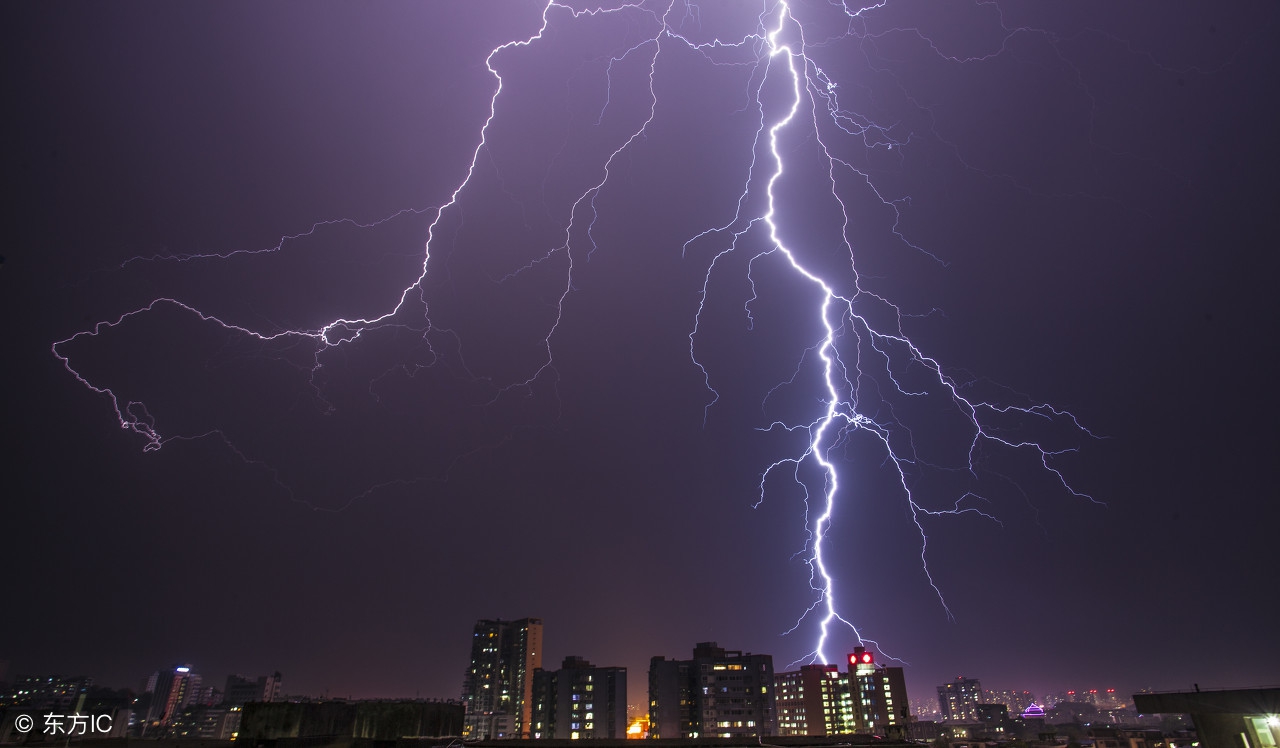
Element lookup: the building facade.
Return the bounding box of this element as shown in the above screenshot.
[848,648,908,735]
[773,648,909,737]
[461,617,543,740]
[531,656,626,739]
[775,664,852,736]
[648,657,694,739]
[225,672,283,706]
[146,665,203,725]
[648,642,776,739]
[937,676,983,722]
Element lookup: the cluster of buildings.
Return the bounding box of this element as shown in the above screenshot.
[0,668,465,747]
[4,621,1277,748]
[0,667,284,741]
[138,665,284,738]
[456,617,1280,748]
[459,617,909,741]
[930,677,1159,735]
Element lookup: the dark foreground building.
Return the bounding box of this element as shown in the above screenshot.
[531,656,626,739]
[1133,688,1280,748]
[237,700,463,747]
[649,642,777,739]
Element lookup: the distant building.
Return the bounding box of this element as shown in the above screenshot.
[225,673,283,706]
[145,665,202,725]
[461,617,543,740]
[648,642,776,739]
[3,675,92,710]
[974,703,1010,735]
[984,689,1038,716]
[168,705,242,739]
[531,655,626,739]
[1089,726,1170,748]
[938,676,983,722]
[908,720,945,741]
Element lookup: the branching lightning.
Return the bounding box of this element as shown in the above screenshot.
[52,0,1099,665]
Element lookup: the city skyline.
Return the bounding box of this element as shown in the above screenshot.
[4,0,1278,706]
[0,632,1255,714]
[0,645,1212,744]
[2,653,1207,741]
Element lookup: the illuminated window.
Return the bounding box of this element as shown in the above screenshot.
[1249,718,1279,748]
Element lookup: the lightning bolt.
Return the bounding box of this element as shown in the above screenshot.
[682,0,1099,666]
[52,0,1099,665]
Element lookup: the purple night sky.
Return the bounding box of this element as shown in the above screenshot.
[3,0,1277,706]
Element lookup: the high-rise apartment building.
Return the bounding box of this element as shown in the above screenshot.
[531,656,626,739]
[461,617,543,740]
[648,657,694,739]
[937,676,983,722]
[648,642,776,739]
[773,648,909,737]
[146,665,203,725]
[775,664,852,736]
[848,648,908,734]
